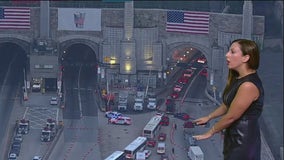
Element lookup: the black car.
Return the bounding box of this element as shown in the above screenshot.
[160,154,169,160]
[183,121,195,128]
[174,112,190,121]
[10,147,20,156]
[11,141,21,156]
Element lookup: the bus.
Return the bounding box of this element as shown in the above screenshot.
[142,115,162,138]
[104,151,125,160]
[124,136,147,160]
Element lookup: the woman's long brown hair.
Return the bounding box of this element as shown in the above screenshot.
[222,39,260,100]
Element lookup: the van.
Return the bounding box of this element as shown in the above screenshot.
[157,142,166,154]
[188,146,204,160]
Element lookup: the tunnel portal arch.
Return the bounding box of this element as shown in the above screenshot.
[0,37,30,55]
[58,39,100,73]
[59,38,99,61]
[166,42,211,68]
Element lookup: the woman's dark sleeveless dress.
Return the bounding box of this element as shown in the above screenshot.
[222,72,264,160]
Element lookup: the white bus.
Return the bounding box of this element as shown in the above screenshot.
[142,115,162,138]
[124,136,147,160]
[104,151,125,160]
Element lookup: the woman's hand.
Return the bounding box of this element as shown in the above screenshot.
[193,116,210,125]
[192,130,214,140]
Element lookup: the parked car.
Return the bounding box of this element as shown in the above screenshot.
[158,132,167,141]
[109,116,131,125]
[147,138,157,147]
[50,97,58,105]
[105,111,122,119]
[174,112,190,121]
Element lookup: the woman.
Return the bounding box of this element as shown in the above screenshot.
[193,39,264,160]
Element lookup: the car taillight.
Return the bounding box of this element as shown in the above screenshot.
[125,154,133,159]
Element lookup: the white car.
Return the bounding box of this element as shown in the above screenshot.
[8,153,17,160]
[105,111,122,119]
[32,156,42,160]
[50,97,58,105]
[109,116,131,125]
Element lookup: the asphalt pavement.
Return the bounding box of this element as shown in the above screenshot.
[4,44,282,160]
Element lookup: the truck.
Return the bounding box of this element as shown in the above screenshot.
[147,97,157,110]
[41,119,57,142]
[32,78,42,92]
[136,151,146,160]
[187,146,204,160]
[133,98,144,111]
[117,92,128,111]
[17,119,30,134]
[134,91,144,111]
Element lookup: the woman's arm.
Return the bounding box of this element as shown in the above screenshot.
[207,103,227,120]
[194,82,259,140]
[194,103,227,125]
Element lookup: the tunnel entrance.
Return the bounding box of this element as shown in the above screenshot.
[0,42,28,86]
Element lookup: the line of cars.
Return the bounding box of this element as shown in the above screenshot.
[8,120,42,160]
[8,119,30,160]
[146,133,168,159]
[8,95,59,160]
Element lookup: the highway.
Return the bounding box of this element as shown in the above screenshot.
[1,46,277,160]
[0,45,27,160]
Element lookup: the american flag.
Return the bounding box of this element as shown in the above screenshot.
[166,10,209,34]
[0,7,31,29]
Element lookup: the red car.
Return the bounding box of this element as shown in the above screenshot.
[165,97,173,105]
[147,138,157,147]
[177,76,189,84]
[160,115,169,126]
[158,132,167,141]
[173,83,183,92]
[197,56,207,64]
[171,92,179,99]
[183,68,194,78]
[200,68,208,77]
